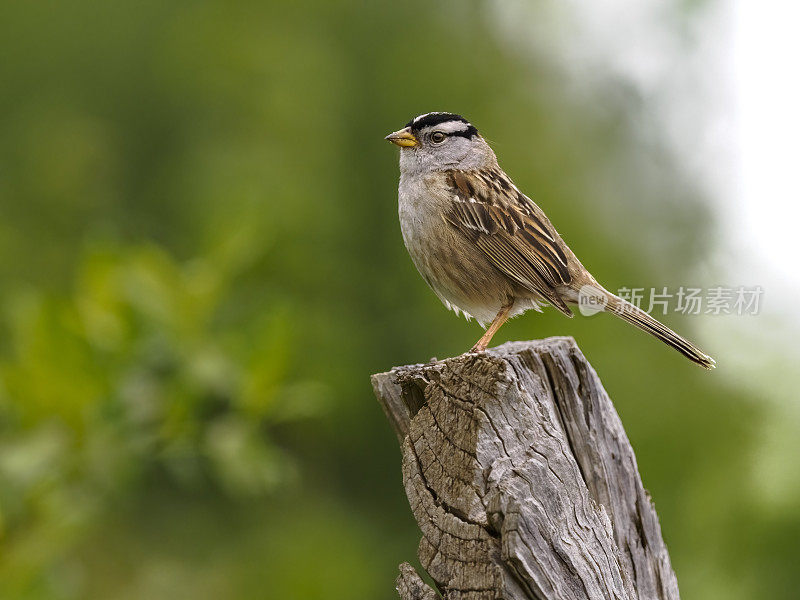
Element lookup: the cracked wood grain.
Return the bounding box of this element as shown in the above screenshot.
[371,337,679,600]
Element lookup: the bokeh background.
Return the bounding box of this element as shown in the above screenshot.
[1,1,798,599]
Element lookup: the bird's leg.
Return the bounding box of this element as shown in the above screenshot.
[471,301,514,352]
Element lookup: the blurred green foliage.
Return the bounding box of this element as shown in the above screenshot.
[0,1,796,599]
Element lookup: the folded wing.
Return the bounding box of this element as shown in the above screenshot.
[444,169,573,317]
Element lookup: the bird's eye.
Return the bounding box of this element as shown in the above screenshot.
[430,132,446,144]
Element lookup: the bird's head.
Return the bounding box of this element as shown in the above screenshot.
[385,112,496,173]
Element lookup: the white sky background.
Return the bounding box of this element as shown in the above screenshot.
[733,0,800,290]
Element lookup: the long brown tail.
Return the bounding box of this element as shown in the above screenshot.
[604,293,716,369]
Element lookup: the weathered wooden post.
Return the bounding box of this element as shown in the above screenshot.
[371,337,679,600]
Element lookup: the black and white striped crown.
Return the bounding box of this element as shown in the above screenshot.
[406,112,479,139]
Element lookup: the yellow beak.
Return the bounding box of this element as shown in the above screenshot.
[384,127,419,148]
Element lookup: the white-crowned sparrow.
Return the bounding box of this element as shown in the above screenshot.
[385,112,715,368]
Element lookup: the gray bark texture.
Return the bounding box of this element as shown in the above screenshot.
[371,337,679,600]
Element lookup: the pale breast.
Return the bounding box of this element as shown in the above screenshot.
[397,173,514,325]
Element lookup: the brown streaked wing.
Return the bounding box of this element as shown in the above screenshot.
[444,170,573,316]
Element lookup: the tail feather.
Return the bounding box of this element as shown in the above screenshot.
[604,294,716,369]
